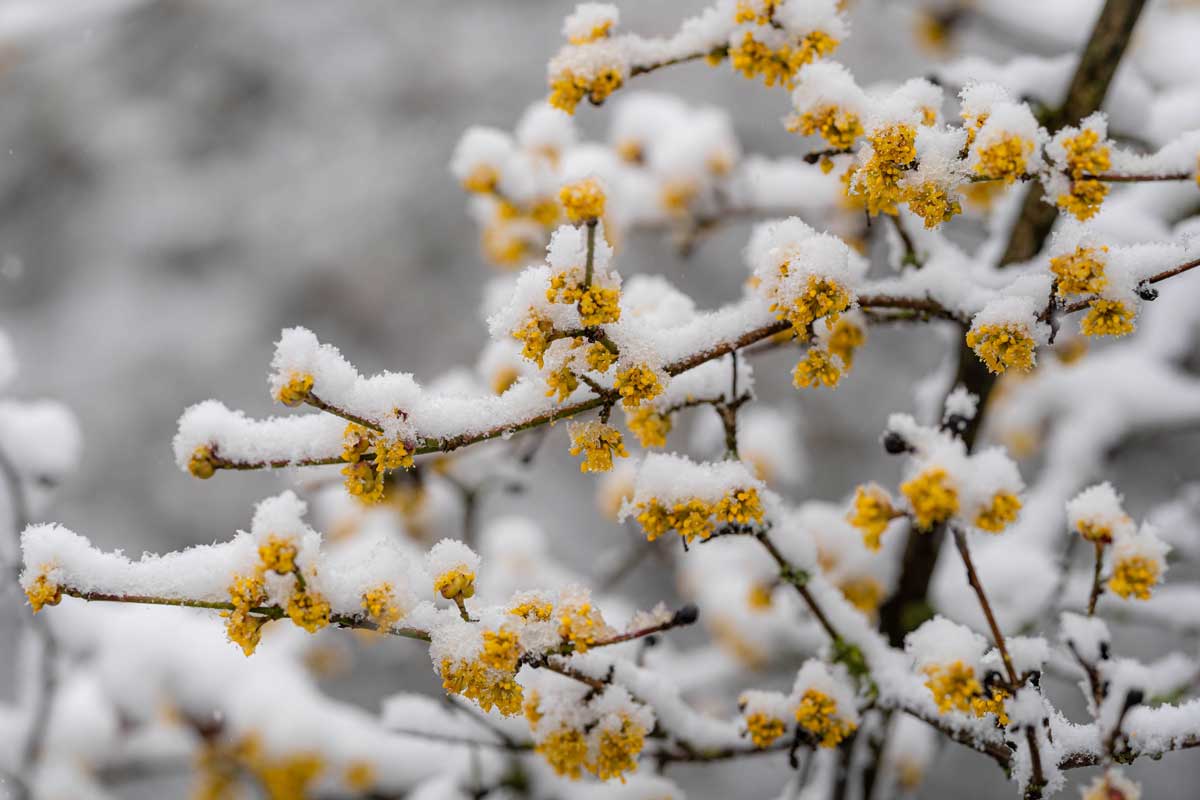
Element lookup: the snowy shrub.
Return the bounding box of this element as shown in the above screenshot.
[7,1,1200,799]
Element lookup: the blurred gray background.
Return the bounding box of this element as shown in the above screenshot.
[1,1,1197,797]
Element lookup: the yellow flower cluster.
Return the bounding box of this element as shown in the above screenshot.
[627,407,671,448]
[1108,554,1160,600]
[549,67,624,115]
[729,30,839,89]
[795,689,857,748]
[634,488,765,543]
[223,574,270,656]
[1050,246,1108,297]
[585,341,616,372]
[340,423,414,504]
[434,565,476,601]
[568,20,613,45]
[557,597,611,652]
[965,323,1036,374]
[904,181,963,229]
[857,124,917,216]
[513,313,556,367]
[569,421,628,473]
[923,661,1008,724]
[590,716,647,782]
[744,712,786,748]
[287,588,332,633]
[1080,298,1135,337]
[734,0,780,25]
[772,274,852,338]
[1056,129,1112,221]
[510,597,555,621]
[788,105,862,150]
[792,347,843,389]
[615,364,663,409]
[559,177,606,223]
[258,535,297,575]
[24,569,62,613]
[828,316,866,368]
[200,735,325,800]
[545,365,580,402]
[188,444,218,479]
[847,484,900,551]
[275,372,314,407]
[974,491,1022,533]
[900,468,959,531]
[839,575,884,616]
[974,135,1033,184]
[481,627,524,672]
[361,583,403,628]
[547,273,622,327]
[440,657,524,716]
[537,726,590,779]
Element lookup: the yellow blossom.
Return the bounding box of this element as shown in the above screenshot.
[903,181,962,229]
[223,574,269,656]
[839,576,884,615]
[923,661,981,714]
[661,180,698,214]
[568,20,613,45]
[635,499,672,541]
[1058,179,1109,221]
[549,68,624,115]
[579,284,621,327]
[793,347,842,389]
[545,365,579,402]
[558,598,609,652]
[275,372,314,407]
[482,220,533,267]
[1056,128,1112,221]
[258,535,298,575]
[970,687,1010,725]
[589,716,646,782]
[900,468,959,531]
[440,658,524,717]
[966,323,1036,374]
[342,460,384,504]
[513,313,557,367]
[461,164,499,194]
[524,689,544,726]
[481,628,524,672]
[559,177,606,223]
[828,316,866,369]
[1050,246,1108,297]
[1109,554,1160,600]
[344,761,376,791]
[537,727,589,780]
[857,124,917,216]
[253,750,325,800]
[569,422,628,473]
[492,365,520,395]
[747,582,774,610]
[744,711,786,748]
[1080,298,1135,337]
[669,499,715,543]
[188,445,218,479]
[361,583,402,628]
[974,135,1032,184]
[788,105,862,150]
[714,488,765,526]
[773,275,852,336]
[975,491,1021,533]
[510,598,554,621]
[615,364,663,409]
[847,484,899,551]
[729,31,838,89]
[287,589,331,633]
[627,407,671,448]
[585,342,616,373]
[24,570,61,613]
[434,566,476,601]
[795,689,856,748]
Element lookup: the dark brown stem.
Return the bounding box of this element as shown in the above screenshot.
[1087,541,1106,616]
[304,392,383,433]
[952,527,1018,685]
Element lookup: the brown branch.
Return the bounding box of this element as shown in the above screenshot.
[951,528,1018,685]
[900,707,1012,767]
[628,47,727,77]
[1044,256,1200,319]
[304,392,383,433]
[1087,541,1106,616]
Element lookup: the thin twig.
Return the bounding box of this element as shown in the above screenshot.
[1087,541,1106,616]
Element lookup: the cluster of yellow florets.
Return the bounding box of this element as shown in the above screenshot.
[839,575,885,616]
[275,372,314,407]
[626,406,671,448]
[513,312,557,368]
[792,346,843,389]
[434,565,476,602]
[772,274,853,338]
[547,273,622,328]
[729,30,839,89]
[223,573,270,656]
[568,421,628,473]
[847,484,900,551]
[197,734,328,800]
[795,689,857,748]
[614,364,663,409]
[974,134,1033,184]
[510,596,555,622]
[287,588,333,633]
[1050,245,1108,297]
[187,444,218,479]
[559,177,606,223]
[340,423,414,504]
[545,365,580,402]
[922,661,1008,724]
[974,491,1022,533]
[590,716,647,782]
[900,468,960,531]
[965,322,1037,374]
[440,656,525,716]
[903,180,963,229]
[584,340,617,373]
[787,105,863,150]
[549,67,624,115]
[557,596,611,652]
[633,487,765,543]
[743,711,786,748]
[537,726,590,779]
[24,568,62,613]
[1108,553,1161,600]
[361,583,403,628]
[827,316,866,368]
[1056,129,1112,221]
[855,124,917,216]
[1080,298,1135,338]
